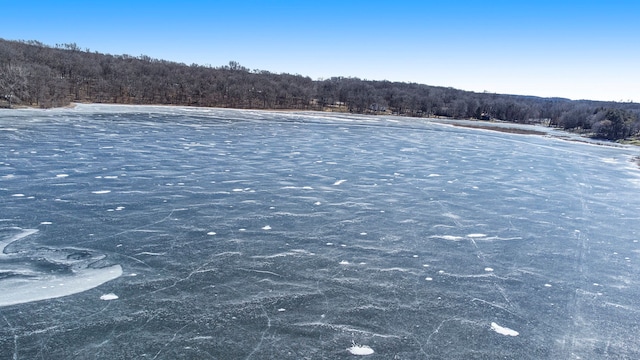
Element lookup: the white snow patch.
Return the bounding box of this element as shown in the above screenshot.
[544,283,552,287]
[432,235,464,241]
[339,260,350,265]
[40,221,53,225]
[425,277,433,281]
[262,225,272,230]
[467,233,487,238]
[207,231,216,236]
[491,322,519,336]
[100,293,119,301]
[347,344,374,355]
[136,251,166,256]
[277,308,286,312]
[484,267,494,272]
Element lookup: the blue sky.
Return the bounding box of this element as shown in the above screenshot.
[3,1,639,102]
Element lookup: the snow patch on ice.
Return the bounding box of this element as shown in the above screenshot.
[467,233,487,238]
[491,322,519,336]
[347,343,374,355]
[431,235,464,241]
[135,251,166,256]
[100,293,119,301]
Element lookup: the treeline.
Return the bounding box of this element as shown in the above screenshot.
[1,38,639,140]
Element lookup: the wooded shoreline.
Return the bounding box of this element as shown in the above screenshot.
[1,38,639,142]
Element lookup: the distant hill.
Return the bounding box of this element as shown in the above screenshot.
[1,38,639,140]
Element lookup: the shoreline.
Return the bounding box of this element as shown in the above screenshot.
[4,102,640,151]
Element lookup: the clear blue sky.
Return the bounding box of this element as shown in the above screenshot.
[3,0,639,102]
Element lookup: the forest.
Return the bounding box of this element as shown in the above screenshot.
[1,38,639,141]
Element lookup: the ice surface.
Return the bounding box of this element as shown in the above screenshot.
[1,105,640,358]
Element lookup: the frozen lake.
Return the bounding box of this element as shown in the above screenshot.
[1,104,640,359]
